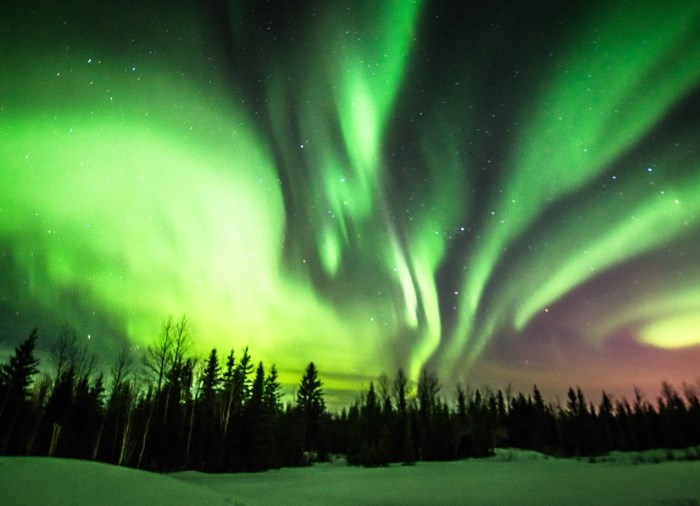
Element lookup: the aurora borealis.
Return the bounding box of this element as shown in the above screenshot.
[1,1,699,400]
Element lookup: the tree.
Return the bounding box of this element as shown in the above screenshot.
[392,368,413,464]
[233,347,254,407]
[0,329,40,453]
[110,346,134,391]
[417,369,439,419]
[263,364,283,469]
[142,318,175,393]
[355,382,387,466]
[97,346,134,464]
[69,373,105,459]
[190,349,221,470]
[296,362,325,455]
[44,367,76,456]
[220,349,236,438]
[243,362,270,470]
[137,315,191,469]
[50,325,95,384]
[222,347,253,442]
[0,328,40,407]
[200,348,221,403]
[393,368,408,417]
[417,369,439,458]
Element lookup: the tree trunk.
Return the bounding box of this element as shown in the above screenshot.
[118,405,133,466]
[137,407,152,469]
[48,423,62,456]
[92,421,104,460]
[184,400,196,467]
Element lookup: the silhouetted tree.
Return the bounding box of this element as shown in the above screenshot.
[392,368,414,464]
[0,329,40,454]
[242,362,271,470]
[264,365,282,413]
[351,382,388,466]
[296,362,325,457]
[138,315,191,470]
[50,325,95,384]
[96,346,133,463]
[44,367,76,456]
[201,348,221,402]
[225,347,254,470]
[4,319,700,473]
[416,369,439,459]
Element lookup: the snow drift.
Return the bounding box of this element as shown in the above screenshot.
[2,450,700,505]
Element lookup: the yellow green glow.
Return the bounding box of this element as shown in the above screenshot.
[0,68,386,375]
[640,314,700,349]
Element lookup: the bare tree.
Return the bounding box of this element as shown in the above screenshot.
[171,316,191,370]
[141,317,175,393]
[110,346,134,390]
[50,325,78,384]
[137,315,191,469]
[162,316,191,425]
[92,346,135,462]
[50,325,96,385]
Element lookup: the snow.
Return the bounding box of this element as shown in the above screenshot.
[2,450,700,505]
[0,457,229,506]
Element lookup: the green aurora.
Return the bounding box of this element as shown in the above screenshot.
[1,0,699,397]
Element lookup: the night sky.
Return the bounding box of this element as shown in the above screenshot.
[1,1,699,402]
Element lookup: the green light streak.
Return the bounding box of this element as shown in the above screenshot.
[447,1,700,369]
[400,129,468,376]
[266,1,444,378]
[333,1,421,174]
[461,147,700,364]
[514,180,699,332]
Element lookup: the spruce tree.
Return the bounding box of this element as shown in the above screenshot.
[45,367,76,456]
[392,369,413,464]
[0,328,40,454]
[244,362,269,470]
[0,329,40,406]
[201,348,221,403]
[296,362,325,456]
[263,365,282,413]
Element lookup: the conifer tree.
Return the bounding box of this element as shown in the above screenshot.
[263,365,282,413]
[220,349,236,438]
[44,367,76,456]
[357,382,386,466]
[0,329,40,454]
[0,329,40,410]
[244,362,270,470]
[201,348,221,403]
[296,362,325,455]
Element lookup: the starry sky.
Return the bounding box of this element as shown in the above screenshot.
[1,0,699,402]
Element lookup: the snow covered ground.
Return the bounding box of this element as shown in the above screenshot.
[2,449,699,505]
[0,456,229,506]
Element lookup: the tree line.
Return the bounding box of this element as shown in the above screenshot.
[333,371,700,466]
[1,321,699,472]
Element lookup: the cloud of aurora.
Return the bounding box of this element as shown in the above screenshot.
[1,0,699,396]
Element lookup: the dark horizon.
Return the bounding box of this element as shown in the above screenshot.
[2,326,699,474]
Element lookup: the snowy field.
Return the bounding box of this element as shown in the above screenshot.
[1,449,700,505]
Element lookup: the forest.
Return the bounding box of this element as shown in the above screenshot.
[1,318,699,472]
